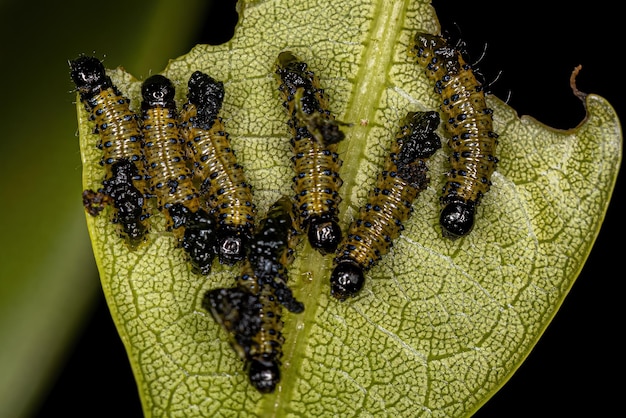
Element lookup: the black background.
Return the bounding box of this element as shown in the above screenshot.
[37,1,623,416]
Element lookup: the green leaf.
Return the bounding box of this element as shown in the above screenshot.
[77,0,622,416]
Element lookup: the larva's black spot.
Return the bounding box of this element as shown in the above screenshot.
[410,33,498,239]
[331,111,441,300]
[70,56,150,248]
[203,196,303,394]
[275,51,346,254]
[180,71,256,265]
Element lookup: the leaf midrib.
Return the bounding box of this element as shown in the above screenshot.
[265,1,412,414]
[340,0,411,220]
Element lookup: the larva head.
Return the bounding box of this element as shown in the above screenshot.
[330,261,365,301]
[248,359,281,394]
[218,233,247,265]
[410,33,447,63]
[141,74,176,109]
[187,71,225,128]
[440,201,475,239]
[70,56,111,96]
[308,216,342,255]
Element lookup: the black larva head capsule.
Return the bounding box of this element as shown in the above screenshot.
[141,74,176,109]
[70,56,111,97]
[308,216,342,255]
[330,261,365,301]
[217,228,248,265]
[248,359,281,394]
[439,201,475,240]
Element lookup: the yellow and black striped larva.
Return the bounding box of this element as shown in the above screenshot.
[275,51,346,255]
[331,111,442,300]
[180,71,256,265]
[203,196,303,394]
[140,74,198,219]
[70,56,149,248]
[140,74,217,274]
[410,33,499,239]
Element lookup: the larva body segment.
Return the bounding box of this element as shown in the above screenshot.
[140,75,199,221]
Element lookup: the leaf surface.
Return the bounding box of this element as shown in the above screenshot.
[77,0,622,416]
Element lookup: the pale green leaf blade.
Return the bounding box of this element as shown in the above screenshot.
[77,0,622,417]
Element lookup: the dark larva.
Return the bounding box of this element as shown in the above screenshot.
[70,56,149,247]
[410,33,499,239]
[140,74,217,274]
[203,196,303,394]
[180,71,256,265]
[275,50,346,255]
[330,111,441,300]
